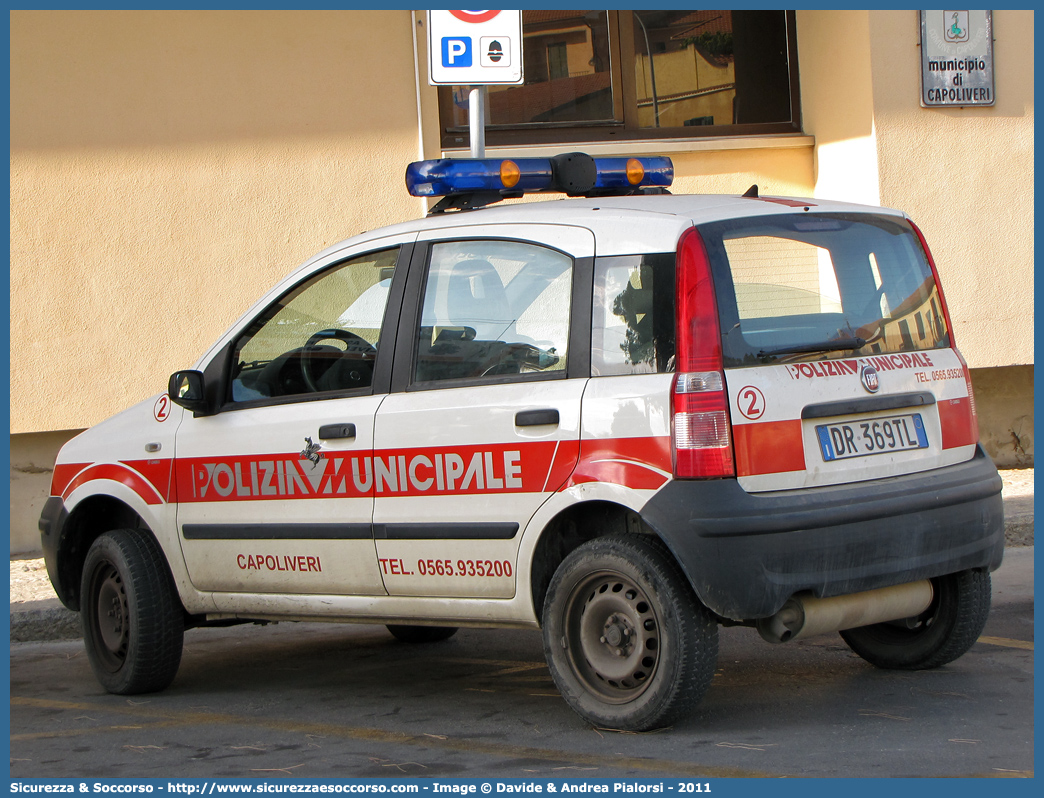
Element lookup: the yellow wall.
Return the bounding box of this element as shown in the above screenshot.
[867,10,1034,370]
[796,11,881,205]
[10,10,425,434]
[670,146,811,197]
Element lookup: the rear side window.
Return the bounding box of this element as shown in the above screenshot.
[698,213,950,367]
[592,254,676,376]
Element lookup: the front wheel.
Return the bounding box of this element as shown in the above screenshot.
[840,569,991,670]
[80,530,185,694]
[542,535,718,731]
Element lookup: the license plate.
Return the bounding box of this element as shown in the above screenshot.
[816,414,928,462]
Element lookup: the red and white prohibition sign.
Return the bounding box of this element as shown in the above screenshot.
[449,10,501,23]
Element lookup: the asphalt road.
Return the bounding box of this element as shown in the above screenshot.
[10,548,1033,780]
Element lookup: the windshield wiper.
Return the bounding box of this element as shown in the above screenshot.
[757,336,866,358]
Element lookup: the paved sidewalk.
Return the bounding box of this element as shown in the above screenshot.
[10,469,1034,642]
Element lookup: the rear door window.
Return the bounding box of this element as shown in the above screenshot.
[412,240,572,385]
[698,213,949,367]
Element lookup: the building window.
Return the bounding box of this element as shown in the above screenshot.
[437,10,799,149]
[547,42,570,82]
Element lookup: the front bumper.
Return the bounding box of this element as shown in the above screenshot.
[38,495,73,608]
[641,445,1005,620]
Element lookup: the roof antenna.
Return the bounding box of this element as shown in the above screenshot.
[742,184,759,198]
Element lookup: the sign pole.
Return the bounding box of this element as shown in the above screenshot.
[469,86,486,158]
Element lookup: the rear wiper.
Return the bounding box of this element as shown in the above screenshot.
[757,336,866,358]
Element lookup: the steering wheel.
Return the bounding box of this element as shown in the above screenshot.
[300,328,377,393]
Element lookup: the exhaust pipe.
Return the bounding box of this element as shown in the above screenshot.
[756,580,934,644]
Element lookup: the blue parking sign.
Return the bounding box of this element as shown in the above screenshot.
[442,37,472,68]
[428,11,522,85]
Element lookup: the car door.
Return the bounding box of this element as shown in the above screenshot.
[173,237,413,598]
[372,224,594,598]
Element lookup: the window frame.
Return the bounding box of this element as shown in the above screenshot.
[437,10,801,149]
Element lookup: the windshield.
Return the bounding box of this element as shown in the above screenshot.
[698,213,950,367]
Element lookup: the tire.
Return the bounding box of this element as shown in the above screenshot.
[386,625,458,643]
[840,569,991,670]
[542,535,718,731]
[80,529,184,694]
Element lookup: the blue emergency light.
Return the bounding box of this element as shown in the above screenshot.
[405,152,673,210]
[406,158,554,197]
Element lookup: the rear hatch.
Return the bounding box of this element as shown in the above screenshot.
[696,211,978,492]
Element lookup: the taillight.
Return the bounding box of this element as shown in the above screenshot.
[910,220,980,443]
[955,348,981,441]
[673,228,734,478]
[909,220,956,347]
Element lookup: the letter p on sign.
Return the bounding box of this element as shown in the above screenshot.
[442,37,472,67]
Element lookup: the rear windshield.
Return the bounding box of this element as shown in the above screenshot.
[698,213,950,368]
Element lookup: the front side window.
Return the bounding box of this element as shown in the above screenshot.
[413,240,572,384]
[230,248,399,402]
[700,215,950,368]
[438,10,798,148]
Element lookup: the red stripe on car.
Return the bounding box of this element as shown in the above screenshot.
[61,463,165,505]
[566,437,672,491]
[733,420,805,476]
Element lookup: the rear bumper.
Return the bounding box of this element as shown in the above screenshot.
[641,445,1005,620]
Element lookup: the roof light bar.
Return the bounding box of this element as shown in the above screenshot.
[593,157,673,191]
[405,153,673,199]
[406,158,553,197]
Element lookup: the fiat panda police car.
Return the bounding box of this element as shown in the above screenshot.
[40,153,1004,731]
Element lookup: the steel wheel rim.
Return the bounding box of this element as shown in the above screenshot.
[90,562,129,672]
[564,570,661,704]
[873,577,944,639]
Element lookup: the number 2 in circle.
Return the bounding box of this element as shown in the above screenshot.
[739,386,765,420]
[153,395,170,422]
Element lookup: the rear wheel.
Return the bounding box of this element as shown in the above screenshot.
[542,535,718,731]
[80,529,184,694]
[386,625,458,643]
[840,569,991,670]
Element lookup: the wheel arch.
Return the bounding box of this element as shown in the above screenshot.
[54,494,163,612]
[528,499,661,621]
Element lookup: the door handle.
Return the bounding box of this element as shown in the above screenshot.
[318,423,357,440]
[515,409,559,427]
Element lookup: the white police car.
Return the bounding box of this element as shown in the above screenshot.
[40,153,1004,731]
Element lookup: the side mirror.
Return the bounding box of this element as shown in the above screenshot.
[168,370,209,412]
